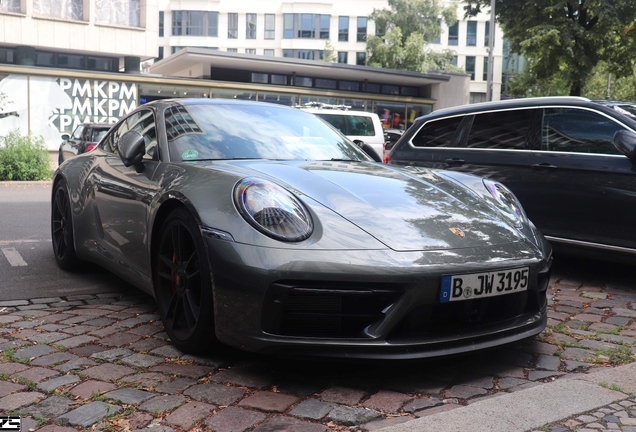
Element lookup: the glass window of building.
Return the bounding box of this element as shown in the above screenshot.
[465,56,476,80]
[283,14,293,38]
[0,0,21,13]
[297,49,314,60]
[33,0,83,20]
[264,14,275,39]
[483,57,488,81]
[357,17,367,42]
[271,75,287,85]
[246,13,257,39]
[58,53,84,69]
[299,14,315,38]
[246,49,256,54]
[251,73,268,83]
[294,77,313,87]
[339,16,349,41]
[227,48,238,52]
[35,52,55,66]
[172,11,218,36]
[356,52,366,65]
[96,0,140,26]
[484,21,490,47]
[401,87,419,97]
[264,49,275,57]
[448,22,458,45]
[282,49,293,57]
[320,15,330,39]
[466,21,477,46]
[382,85,400,95]
[365,83,380,93]
[316,79,337,89]
[228,13,238,38]
[451,55,457,66]
[337,52,348,63]
[0,48,15,64]
[339,81,359,91]
[156,47,164,61]
[159,12,164,36]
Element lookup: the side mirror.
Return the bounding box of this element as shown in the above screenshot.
[613,130,636,162]
[61,134,70,141]
[353,140,382,162]
[118,130,146,172]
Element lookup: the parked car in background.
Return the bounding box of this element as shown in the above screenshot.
[388,96,636,260]
[52,98,552,359]
[58,122,111,165]
[297,103,385,160]
[382,128,405,163]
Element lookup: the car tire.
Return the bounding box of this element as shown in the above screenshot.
[154,207,217,354]
[51,179,80,270]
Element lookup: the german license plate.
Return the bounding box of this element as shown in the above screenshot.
[440,267,529,303]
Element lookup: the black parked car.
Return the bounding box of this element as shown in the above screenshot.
[388,96,636,259]
[58,122,111,165]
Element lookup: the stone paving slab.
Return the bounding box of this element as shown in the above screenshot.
[2,269,636,431]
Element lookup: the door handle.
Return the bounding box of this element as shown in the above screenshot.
[531,163,558,170]
[445,158,465,166]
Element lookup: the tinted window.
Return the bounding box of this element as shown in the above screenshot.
[127,110,158,160]
[542,108,623,155]
[411,116,463,147]
[71,126,85,140]
[317,114,375,137]
[91,128,110,143]
[467,110,532,149]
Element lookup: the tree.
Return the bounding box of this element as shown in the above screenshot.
[465,0,636,96]
[322,40,337,63]
[366,0,459,72]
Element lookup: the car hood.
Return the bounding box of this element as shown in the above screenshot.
[220,160,526,252]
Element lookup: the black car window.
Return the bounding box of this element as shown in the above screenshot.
[315,114,347,135]
[411,116,464,147]
[91,128,109,143]
[71,125,84,140]
[542,108,623,155]
[101,120,129,154]
[466,109,533,149]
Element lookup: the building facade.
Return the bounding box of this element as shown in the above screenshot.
[156,0,503,101]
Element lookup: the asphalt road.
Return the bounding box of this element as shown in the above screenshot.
[0,181,136,301]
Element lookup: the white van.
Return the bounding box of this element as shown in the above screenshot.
[297,104,385,161]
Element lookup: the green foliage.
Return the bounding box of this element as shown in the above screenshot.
[0,130,52,181]
[465,0,636,96]
[507,60,636,101]
[366,0,460,72]
[322,40,337,63]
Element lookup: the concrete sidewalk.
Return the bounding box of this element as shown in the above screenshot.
[378,363,636,432]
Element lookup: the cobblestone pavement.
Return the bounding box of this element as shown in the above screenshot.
[1,260,636,432]
[530,398,636,432]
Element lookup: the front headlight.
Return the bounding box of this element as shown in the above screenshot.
[234,178,313,242]
[483,179,528,228]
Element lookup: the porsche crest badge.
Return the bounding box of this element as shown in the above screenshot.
[449,227,465,238]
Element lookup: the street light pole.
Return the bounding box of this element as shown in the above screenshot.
[486,0,496,101]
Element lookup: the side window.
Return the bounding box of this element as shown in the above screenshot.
[101,121,129,154]
[542,108,623,155]
[346,115,374,137]
[467,109,534,149]
[127,109,158,161]
[316,114,347,135]
[411,116,463,147]
[71,125,84,140]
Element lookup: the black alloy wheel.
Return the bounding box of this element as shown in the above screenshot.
[155,207,216,353]
[51,179,79,270]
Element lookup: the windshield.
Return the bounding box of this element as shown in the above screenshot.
[165,103,372,162]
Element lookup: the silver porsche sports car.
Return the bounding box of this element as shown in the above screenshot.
[52,99,552,359]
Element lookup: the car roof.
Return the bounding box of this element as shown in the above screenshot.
[415,96,636,126]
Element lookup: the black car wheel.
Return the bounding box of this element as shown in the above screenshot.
[154,207,216,354]
[51,179,79,270]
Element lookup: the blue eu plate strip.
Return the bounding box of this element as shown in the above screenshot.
[440,276,451,303]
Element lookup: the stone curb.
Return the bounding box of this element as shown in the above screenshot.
[376,364,636,432]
